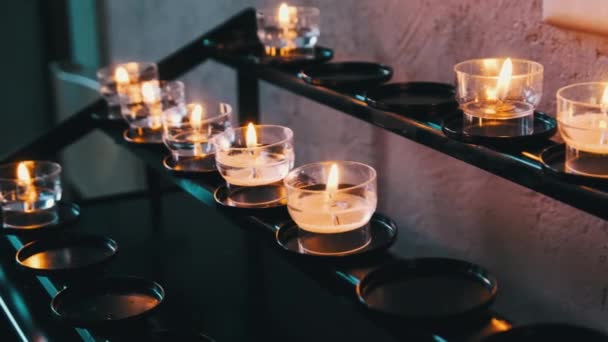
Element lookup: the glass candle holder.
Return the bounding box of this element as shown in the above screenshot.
[256,4,320,58]
[0,161,62,228]
[454,58,543,136]
[284,161,377,255]
[162,101,232,172]
[120,80,185,143]
[97,62,158,120]
[213,124,294,207]
[557,82,608,178]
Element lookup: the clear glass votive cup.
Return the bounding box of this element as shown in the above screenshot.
[454,58,543,136]
[213,125,294,206]
[162,101,232,171]
[256,5,320,57]
[284,161,377,255]
[119,80,184,131]
[557,82,608,178]
[97,62,159,120]
[0,161,62,228]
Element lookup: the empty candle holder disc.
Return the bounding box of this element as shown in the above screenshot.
[540,144,608,189]
[442,111,557,148]
[299,62,393,90]
[16,233,118,276]
[51,276,164,329]
[276,212,397,258]
[481,323,608,341]
[2,201,80,235]
[365,82,458,119]
[357,258,497,322]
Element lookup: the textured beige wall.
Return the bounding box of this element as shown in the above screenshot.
[105,0,608,330]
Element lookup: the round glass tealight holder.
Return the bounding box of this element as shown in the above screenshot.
[557,82,608,178]
[162,101,232,172]
[213,125,294,207]
[0,161,62,229]
[454,58,543,137]
[256,6,320,59]
[97,62,158,120]
[120,80,184,143]
[284,161,377,256]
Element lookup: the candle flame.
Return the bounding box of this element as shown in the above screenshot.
[114,66,130,84]
[141,82,159,104]
[191,104,204,129]
[326,163,339,195]
[17,162,31,184]
[278,3,290,25]
[246,122,257,148]
[496,58,512,101]
[601,86,608,113]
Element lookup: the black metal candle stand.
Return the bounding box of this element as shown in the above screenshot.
[1,201,80,236]
[298,61,393,91]
[540,144,608,190]
[1,6,607,341]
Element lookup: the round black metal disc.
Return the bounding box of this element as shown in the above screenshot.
[275,213,397,258]
[16,233,117,276]
[257,46,333,67]
[481,324,608,341]
[213,184,287,216]
[123,128,163,144]
[365,82,458,119]
[1,201,80,235]
[51,276,164,328]
[540,144,608,189]
[163,155,217,174]
[442,111,557,148]
[357,258,497,321]
[299,62,393,90]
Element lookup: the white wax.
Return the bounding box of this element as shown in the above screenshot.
[288,192,376,234]
[216,151,291,186]
[559,113,608,154]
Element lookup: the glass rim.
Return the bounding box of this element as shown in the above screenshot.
[214,124,293,151]
[96,61,158,79]
[257,6,320,16]
[453,58,543,79]
[0,161,62,182]
[556,82,608,109]
[164,102,233,127]
[284,160,377,194]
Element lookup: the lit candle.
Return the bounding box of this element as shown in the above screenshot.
[189,104,206,156]
[17,162,37,212]
[454,58,542,121]
[277,3,297,54]
[286,163,376,234]
[559,85,608,154]
[141,81,162,129]
[214,124,294,187]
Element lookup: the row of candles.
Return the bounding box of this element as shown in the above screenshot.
[1,3,607,255]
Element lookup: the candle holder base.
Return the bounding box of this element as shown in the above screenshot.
[123,127,163,144]
[2,201,80,235]
[365,82,458,120]
[256,46,333,68]
[442,111,557,148]
[51,276,164,329]
[540,144,608,189]
[356,258,497,323]
[163,155,217,173]
[16,233,117,278]
[482,324,608,341]
[298,62,393,91]
[275,213,397,258]
[213,183,287,214]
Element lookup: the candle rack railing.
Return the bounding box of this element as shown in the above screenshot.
[0,7,606,342]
